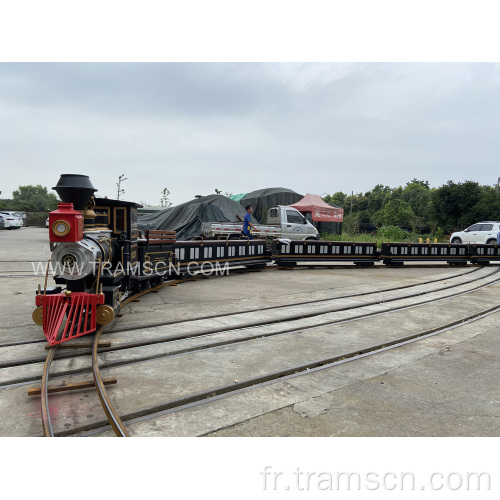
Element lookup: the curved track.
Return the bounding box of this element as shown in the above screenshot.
[25,265,500,436]
[75,300,500,436]
[0,265,490,369]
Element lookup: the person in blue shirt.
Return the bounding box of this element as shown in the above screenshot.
[496,229,500,245]
[243,205,257,239]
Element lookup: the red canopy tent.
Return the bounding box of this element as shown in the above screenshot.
[289,193,344,222]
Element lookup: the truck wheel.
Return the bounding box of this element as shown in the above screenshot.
[306,237,319,241]
[486,238,496,245]
[451,237,462,244]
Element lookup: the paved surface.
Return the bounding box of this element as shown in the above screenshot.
[0,228,499,437]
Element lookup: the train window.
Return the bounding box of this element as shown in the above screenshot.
[442,248,447,254]
[114,207,127,234]
[190,248,194,260]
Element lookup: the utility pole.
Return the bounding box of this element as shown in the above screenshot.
[497,177,500,195]
[351,190,353,214]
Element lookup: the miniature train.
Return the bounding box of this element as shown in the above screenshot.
[32,174,500,346]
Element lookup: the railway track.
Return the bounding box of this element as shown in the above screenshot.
[10,265,500,436]
[0,264,486,354]
[1,266,498,385]
[34,279,194,437]
[77,299,500,437]
[0,264,483,350]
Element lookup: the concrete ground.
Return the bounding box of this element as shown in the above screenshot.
[0,228,499,437]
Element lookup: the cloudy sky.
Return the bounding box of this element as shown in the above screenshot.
[1,62,499,206]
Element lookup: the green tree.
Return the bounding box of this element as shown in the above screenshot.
[365,184,392,213]
[322,191,347,207]
[376,199,416,228]
[433,180,482,230]
[401,180,433,228]
[12,185,59,211]
[341,212,361,235]
[468,185,500,222]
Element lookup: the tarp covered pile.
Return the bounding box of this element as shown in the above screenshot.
[137,194,258,240]
[239,187,303,223]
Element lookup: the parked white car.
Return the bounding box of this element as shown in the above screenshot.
[0,211,22,229]
[450,221,500,244]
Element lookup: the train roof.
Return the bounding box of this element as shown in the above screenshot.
[94,197,142,209]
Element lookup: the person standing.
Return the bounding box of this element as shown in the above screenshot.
[496,228,500,245]
[243,205,258,239]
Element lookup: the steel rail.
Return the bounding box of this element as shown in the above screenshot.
[40,345,58,437]
[92,326,130,437]
[0,265,481,350]
[76,301,500,436]
[4,266,498,375]
[111,265,484,333]
[27,266,500,436]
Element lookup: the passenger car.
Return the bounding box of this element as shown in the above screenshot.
[0,212,22,229]
[450,221,500,244]
[0,215,4,230]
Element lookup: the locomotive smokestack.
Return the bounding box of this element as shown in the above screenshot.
[53,174,97,210]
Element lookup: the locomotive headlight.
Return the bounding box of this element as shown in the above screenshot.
[52,219,71,237]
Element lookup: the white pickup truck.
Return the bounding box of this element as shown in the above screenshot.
[201,205,319,244]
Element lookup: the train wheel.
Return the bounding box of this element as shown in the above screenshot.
[96,305,115,325]
[32,306,43,326]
